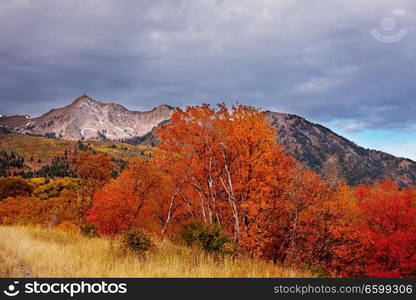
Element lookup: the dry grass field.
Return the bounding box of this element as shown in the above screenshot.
[0,226,311,278]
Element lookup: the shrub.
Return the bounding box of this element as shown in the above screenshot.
[81,223,97,238]
[180,222,229,253]
[122,229,153,254]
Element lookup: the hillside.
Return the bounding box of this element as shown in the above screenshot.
[266,112,416,186]
[0,133,154,177]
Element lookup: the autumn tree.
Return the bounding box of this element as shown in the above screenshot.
[259,169,366,276]
[324,184,365,277]
[71,151,113,193]
[70,151,113,220]
[156,104,296,250]
[87,159,163,235]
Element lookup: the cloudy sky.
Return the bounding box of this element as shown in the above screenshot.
[1,0,415,159]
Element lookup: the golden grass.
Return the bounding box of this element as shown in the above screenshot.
[0,226,311,278]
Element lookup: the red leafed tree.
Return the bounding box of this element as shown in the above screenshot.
[87,159,162,235]
[260,169,356,272]
[356,180,416,277]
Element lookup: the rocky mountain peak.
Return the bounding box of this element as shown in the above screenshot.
[0,96,175,141]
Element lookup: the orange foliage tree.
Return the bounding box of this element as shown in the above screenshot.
[87,159,165,235]
[70,151,113,220]
[156,104,298,252]
[70,151,113,194]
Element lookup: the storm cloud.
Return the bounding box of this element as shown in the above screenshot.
[1,0,416,132]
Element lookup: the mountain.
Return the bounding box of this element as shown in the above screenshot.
[0,95,174,141]
[1,96,416,186]
[266,112,416,186]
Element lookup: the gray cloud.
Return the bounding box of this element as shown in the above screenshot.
[0,0,415,131]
